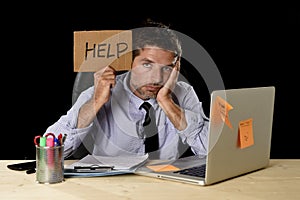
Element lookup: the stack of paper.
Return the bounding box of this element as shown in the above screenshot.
[64,154,149,177]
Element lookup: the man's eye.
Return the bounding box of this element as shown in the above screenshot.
[162,66,173,72]
[143,63,152,68]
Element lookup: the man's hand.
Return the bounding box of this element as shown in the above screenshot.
[156,61,187,131]
[76,66,116,129]
[93,66,116,111]
[157,61,180,102]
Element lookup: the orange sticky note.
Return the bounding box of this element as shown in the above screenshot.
[238,118,254,149]
[211,96,233,129]
[146,164,180,172]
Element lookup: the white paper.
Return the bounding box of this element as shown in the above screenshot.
[65,154,149,170]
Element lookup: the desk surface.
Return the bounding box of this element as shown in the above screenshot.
[1,159,299,200]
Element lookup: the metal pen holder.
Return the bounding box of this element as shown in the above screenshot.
[35,145,64,184]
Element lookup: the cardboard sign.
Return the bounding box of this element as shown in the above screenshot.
[74,30,132,72]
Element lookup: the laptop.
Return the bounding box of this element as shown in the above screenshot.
[135,86,275,186]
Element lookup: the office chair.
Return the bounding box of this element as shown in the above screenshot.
[72,72,94,105]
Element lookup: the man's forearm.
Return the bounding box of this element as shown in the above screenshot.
[77,99,100,128]
[158,98,187,131]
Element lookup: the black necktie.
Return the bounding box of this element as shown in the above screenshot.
[140,102,159,155]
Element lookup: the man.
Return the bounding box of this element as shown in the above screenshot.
[45,19,209,160]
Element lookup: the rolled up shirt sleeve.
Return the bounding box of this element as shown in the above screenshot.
[178,108,209,156]
[173,82,210,156]
[44,86,95,158]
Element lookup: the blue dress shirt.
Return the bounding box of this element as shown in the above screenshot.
[45,72,209,160]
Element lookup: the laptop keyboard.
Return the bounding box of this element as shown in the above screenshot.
[174,164,206,178]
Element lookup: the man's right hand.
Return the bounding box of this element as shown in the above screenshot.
[76,66,116,129]
[93,66,116,111]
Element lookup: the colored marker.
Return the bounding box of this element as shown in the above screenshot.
[39,137,46,147]
[46,137,54,147]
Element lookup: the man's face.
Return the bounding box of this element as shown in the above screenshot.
[130,47,177,100]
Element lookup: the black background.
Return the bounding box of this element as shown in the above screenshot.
[2,3,299,159]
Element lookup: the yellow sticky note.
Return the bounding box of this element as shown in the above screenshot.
[146,164,180,172]
[238,118,254,149]
[211,96,233,129]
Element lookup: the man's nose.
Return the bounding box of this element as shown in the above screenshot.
[150,66,163,83]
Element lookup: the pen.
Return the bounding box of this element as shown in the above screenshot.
[58,133,63,145]
[54,137,60,146]
[62,134,67,144]
[74,165,114,170]
[74,165,114,173]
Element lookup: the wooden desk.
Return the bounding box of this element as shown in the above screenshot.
[1,160,299,199]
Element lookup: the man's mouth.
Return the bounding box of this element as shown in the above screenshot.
[144,85,161,91]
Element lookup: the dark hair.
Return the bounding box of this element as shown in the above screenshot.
[132,18,182,61]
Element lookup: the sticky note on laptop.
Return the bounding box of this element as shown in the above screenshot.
[74,30,132,72]
[147,164,180,172]
[238,118,254,149]
[211,96,233,129]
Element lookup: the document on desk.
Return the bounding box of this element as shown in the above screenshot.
[64,154,149,177]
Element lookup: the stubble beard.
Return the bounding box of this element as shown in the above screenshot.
[133,86,158,100]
